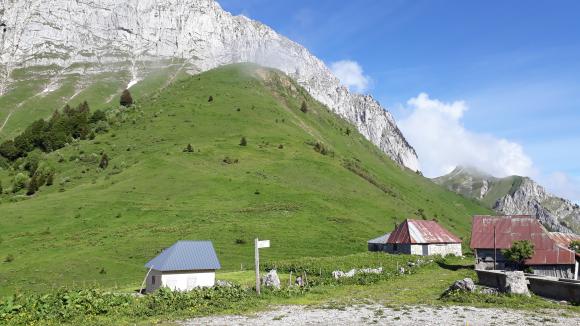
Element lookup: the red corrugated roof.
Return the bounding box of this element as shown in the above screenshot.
[470,215,578,265]
[386,219,462,244]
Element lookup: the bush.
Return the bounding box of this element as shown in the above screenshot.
[569,240,580,253]
[4,254,14,263]
[239,137,247,146]
[89,110,107,124]
[120,89,133,107]
[208,95,214,102]
[12,173,28,193]
[26,175,39,196]
[312,141,332,156]
[502,240,534,270]
[300,101,308,113]
[222,157,238,164]
[183,144,194,153]
[99,153,109,169]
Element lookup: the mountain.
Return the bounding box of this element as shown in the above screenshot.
[433,166,580,233]
[0,64,491,295]
[0,0,419,171]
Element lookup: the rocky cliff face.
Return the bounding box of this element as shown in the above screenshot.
[434,167,579,233]
[0,0,419,170]
[494,177,579,233]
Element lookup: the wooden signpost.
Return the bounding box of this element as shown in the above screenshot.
[255,238,270,295]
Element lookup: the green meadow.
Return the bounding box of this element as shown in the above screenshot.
[0,64,491,296]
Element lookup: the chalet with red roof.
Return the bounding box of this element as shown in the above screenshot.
[470,215,580,279]
[368,219,463,256]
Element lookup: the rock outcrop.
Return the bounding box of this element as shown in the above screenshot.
[434,166,579,233]
[0,0,420,170]
[494,177,578,233]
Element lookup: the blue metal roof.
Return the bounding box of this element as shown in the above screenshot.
[145,241,221,272]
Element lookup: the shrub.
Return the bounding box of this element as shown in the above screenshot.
[222,157,238,164]
[99,153,109,169]
[502,240,534,270]
[93,120,110,134]
[89,110,107,124]
[208,95,214,102]
[12,173,28,193]
[0,180,3,194]
[4,254,14,263]
[312,141,332,156]
[120,89,133,107]
[239,137,247,146]
[569,240,580,253]
[235,239,246,245]
[183,144,194,153]
[300,101,308,113]
[26,175,39,196]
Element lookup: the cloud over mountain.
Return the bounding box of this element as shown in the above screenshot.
[398,93,534,178]
[330,60,370,93]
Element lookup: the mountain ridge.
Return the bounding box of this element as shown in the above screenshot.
[433,166,580,233]
[0,0,419,170]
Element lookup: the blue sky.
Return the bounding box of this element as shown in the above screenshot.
[219,0,580,201]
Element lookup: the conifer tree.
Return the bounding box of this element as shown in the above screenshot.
[120,89,133,107]
[300,101,308,113]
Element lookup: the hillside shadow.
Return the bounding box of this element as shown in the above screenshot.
[436,261,474,271]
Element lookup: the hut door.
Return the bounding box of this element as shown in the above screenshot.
[422,245,429,256]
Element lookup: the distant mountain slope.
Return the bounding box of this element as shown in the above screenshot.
[0,0,419,170]
[0,65,490,295]
[433,167,579,233]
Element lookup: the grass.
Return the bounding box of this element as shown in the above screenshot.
[0,63,491,296]
[2,253,575,325]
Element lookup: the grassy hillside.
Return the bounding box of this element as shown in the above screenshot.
[0,64,491,295]
[0,60,188,140]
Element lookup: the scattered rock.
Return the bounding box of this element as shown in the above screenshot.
[479,287,499,295]
[295,276,304,287]
[504,271,530,296]
[262,270,281,289]
[332,268,383,279]
[216,280,233,287]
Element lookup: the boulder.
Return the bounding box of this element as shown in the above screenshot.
[504,271,530,296]
[295,276,305,287]
[449,278,476,292]
[262,270,281,289]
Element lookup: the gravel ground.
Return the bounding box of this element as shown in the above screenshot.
[184,304,579,325]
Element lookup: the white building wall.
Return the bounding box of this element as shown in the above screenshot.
[145,269,163,293]
[161,271,216,291]
[145,270,216,293]
[426,243,462,256]
[409,244,423,255]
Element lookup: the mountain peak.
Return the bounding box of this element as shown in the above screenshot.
[0,0,419,171]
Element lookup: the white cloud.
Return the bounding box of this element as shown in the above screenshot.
[398,93,535,178]
[330,60,370,93]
